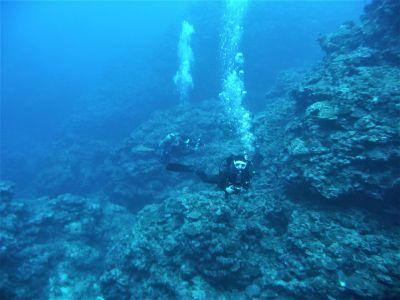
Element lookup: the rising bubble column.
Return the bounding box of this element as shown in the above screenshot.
[173,21,195,104]
[219,0,254,153]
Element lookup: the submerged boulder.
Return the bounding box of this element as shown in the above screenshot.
[284,0,400,203]
[0,192,134,299]
[100,187,400,299]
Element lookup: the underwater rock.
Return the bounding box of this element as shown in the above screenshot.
[287,138,310,156]
[285,0,400,203]
[31,139,111,198]
[100,186,400,299]
[265,68,305,98]
[245,283,261,298]
[319,21,363,55]
[0,181,14,201]
[361,0,400,51]
[305,101,338,121]
[319,0,400,60]
[0,192,134,299]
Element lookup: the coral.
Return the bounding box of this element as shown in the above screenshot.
[0,193,134,299]
[100,189,400,298]
[284,0,400,203]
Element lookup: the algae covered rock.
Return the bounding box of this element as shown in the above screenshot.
[100,186,400,299]
[284,0,400,203]
[0,191,134,299]
[305,101,338,121]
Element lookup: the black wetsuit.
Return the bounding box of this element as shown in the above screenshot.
[196,155,253,195]
[159,133,200,163]
[159,134,190,162]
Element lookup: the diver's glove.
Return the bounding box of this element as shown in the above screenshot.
[225,185,246,194]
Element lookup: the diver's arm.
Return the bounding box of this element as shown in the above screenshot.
[195,170,220,184]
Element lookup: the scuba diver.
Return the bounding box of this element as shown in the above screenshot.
[166,154,255,197]
[158,132,201,163]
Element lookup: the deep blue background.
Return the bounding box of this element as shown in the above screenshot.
[1,1,366,193]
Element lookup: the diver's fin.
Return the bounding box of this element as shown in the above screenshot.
[166,163,195,173]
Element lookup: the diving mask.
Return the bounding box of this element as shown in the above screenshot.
[233,160,247,170]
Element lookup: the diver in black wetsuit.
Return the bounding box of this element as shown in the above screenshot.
[158,132,201,163]
[167,154,255,196]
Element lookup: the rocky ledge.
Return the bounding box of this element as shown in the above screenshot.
[284,0,400,203]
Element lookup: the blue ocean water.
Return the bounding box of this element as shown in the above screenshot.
[2,0,364,195]
[1,0,399,299]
